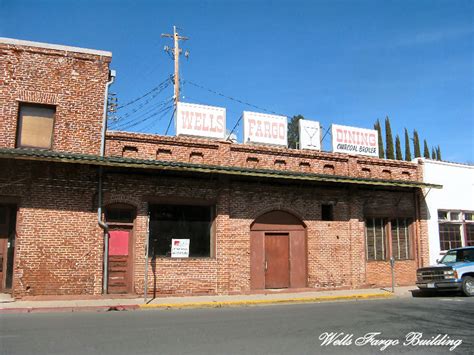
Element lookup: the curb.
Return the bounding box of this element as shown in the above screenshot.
[139,292,393,310]
[0,304,140,314]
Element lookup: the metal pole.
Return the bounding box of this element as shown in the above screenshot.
[390,256,395,293]
[144,212,150,303]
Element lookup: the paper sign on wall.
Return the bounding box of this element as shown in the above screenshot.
[331,124,378,157]
[298,119,321,150]
[171,239,190,258]
[243,111,287,146]
[176,102,226,139]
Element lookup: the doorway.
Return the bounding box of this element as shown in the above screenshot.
[250,210,307,290]
[105,204,136,294]
[265,233,290,289]
[0,204,16,293]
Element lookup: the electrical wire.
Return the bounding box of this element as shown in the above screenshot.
[183,80,289,117]
[116,76,172,110]
[114,104,174,131]
[165,107,176,135]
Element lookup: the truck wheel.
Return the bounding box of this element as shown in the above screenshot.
[461,276,474,297]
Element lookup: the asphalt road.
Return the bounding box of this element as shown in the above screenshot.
[1,295,473,355]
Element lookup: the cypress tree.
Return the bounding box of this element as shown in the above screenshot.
[431,147,436,159]
[374,119,384,158]
[385,116,395,159]
[413,130,421,158]
[395,135,403,160]
[404,128,412,161]
[287,115,303,149]
[423,139,430,158]
[436,145,442,161]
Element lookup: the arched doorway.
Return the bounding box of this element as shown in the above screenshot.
[105,203,136,294]
[250,210,306,290]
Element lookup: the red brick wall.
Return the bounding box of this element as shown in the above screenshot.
[106,131,421,182]
[0,41,111,155]
[0,158,428,298]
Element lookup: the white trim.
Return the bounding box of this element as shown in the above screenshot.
[0,37,112,57]
[415,157,474,169]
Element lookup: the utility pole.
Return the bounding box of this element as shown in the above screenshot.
[162,26,189,106]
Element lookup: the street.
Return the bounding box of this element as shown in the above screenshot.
[1,296,473,355]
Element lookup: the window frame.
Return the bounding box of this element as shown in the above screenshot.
[16,102,56,150]
[438,210,474,250]
[147,201,216,259]
[365,216,414,262]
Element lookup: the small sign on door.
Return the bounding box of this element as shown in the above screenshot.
[171,239,190,258]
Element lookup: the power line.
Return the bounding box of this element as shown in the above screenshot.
[183,80,288,117]
[116,76,172,110]
[111,97,174,129]
[113,104,174,131]
[165,107,177,135]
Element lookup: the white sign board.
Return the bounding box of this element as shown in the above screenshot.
[298,119,321,150]
[331,124,378,157]
[243,111,287,146]
[171,239,190,258]
[176,102,226,139]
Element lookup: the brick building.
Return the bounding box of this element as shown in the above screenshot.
[0,38,440,299]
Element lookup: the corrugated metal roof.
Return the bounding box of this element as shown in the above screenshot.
[0,148,442,189]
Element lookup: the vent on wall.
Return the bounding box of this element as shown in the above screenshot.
[382,169,392,178]
[122,146,138,158]
[361,167,371,177]
[299,161,311,172]
[246,156,259,168]
[274,159,286,168]
[323,164,335,175]
[189,151,204,163]
[156,148,172,160]
[402,171,410,178]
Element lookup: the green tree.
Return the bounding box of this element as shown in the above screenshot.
[385,116,395,159]
[395,135,402,160]
[436,145,442,161]
[431,147,436,159]
[287,115,303,149]
[404,128,412,161]
[413,130,421,158]
[374,119,384,158]
[423,139,430,158]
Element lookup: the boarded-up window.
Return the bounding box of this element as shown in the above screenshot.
[17,104,55,149]
[365,218,386,260]
[391,218,412,260]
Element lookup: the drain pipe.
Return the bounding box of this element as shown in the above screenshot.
[98,69,116,294]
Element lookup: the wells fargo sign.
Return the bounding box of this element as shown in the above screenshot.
[176,102,226,139]
[243,111,287,146]
[331,124,378,157]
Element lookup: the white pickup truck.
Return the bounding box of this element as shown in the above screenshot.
[416,246,474,297]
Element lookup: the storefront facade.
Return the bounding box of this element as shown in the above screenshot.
[0,38,438,298]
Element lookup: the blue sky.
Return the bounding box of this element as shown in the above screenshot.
[1,0,473,162]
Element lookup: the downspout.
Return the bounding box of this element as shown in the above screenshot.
[98,69,116,294]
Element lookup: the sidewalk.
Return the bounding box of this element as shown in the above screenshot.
[0,286,415,314]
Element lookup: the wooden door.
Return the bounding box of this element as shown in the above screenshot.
[265,233,290,289]
[108,229,133,294]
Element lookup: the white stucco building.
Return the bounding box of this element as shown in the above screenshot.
[418,159,474,264]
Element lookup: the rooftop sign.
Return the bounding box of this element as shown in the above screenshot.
[176,102,226,139]
[299,119,321,150]
[243,111,287,147]
[331,124,378,157]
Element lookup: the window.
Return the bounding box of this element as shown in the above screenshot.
[438,210,474,250]
[465,224,474,247]
[391,218,412,260]
[439,224,462,250]
[17,103,55,149]
[365,218,387,260]
[149,204,213,258]
[365,218,413,261]
[321,204,334,221]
